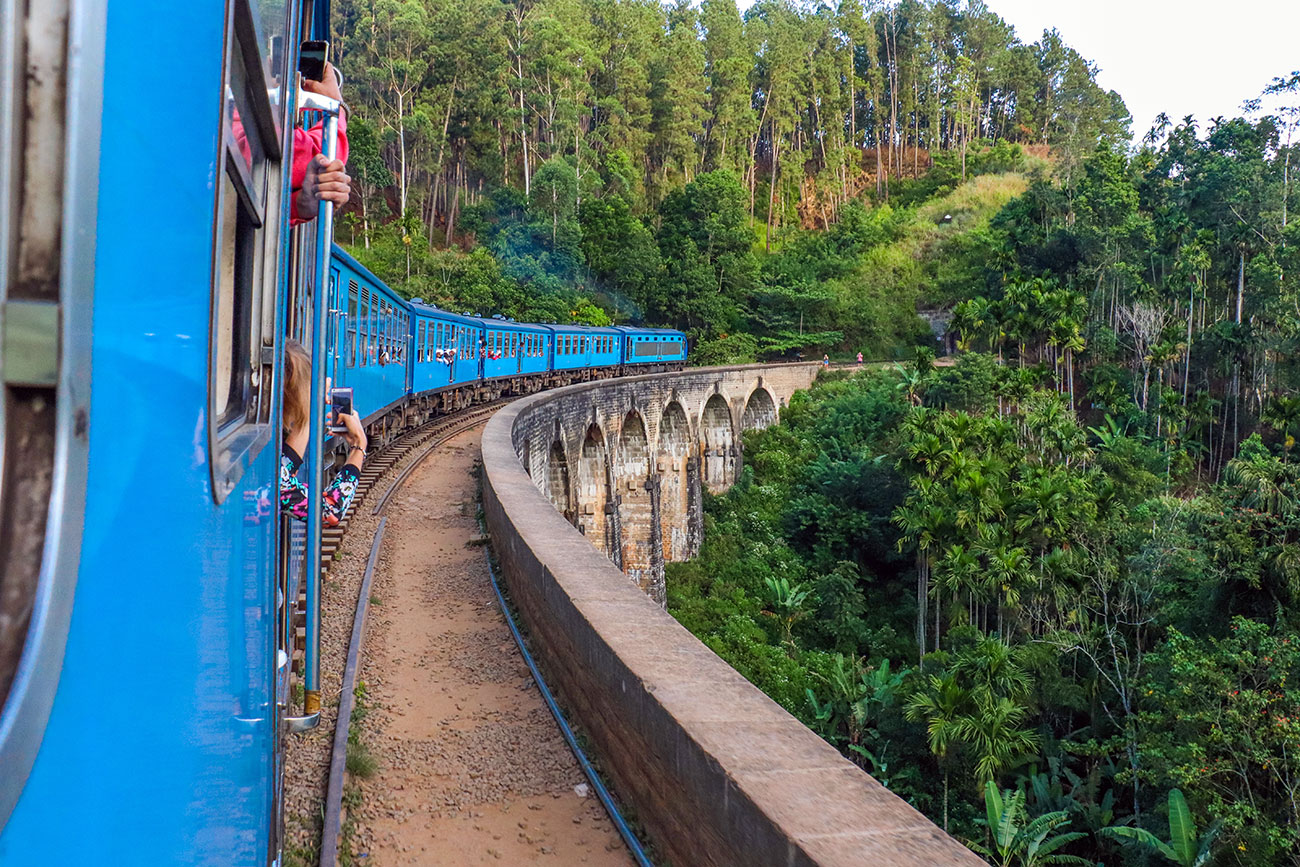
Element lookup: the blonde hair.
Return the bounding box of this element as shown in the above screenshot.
[283,339,311,436]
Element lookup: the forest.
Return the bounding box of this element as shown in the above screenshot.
[330,0,1126,359]
[328,0,1300,862]
[664,86,1300,867]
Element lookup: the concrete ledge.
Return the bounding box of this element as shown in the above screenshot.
[481,364,983,867]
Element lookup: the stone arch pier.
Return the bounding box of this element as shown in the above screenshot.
[517,366,812,604]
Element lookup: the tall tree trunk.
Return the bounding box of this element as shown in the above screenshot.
[397,91,409,216]
[766,127,779,252]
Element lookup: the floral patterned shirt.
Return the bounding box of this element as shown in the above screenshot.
[280,443,360,528]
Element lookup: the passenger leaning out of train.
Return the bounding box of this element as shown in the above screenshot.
[291,61,351,226]
[280,339,366,527]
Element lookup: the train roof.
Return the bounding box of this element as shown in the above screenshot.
[405,301,484,327]
[478,317,550,333]
[536,323,623,335]
[612,325,687,338]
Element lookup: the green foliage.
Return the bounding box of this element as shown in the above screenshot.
[974,782,1090,867]
[1101,789,1221,867]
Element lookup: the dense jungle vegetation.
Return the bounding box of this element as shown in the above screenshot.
[329,0,1300,861]
[664,87,1300,864]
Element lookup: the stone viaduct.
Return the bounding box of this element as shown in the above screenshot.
[482,363,983,867]
[510,364,798,602]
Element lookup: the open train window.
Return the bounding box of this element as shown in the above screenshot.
[209,0,283,502]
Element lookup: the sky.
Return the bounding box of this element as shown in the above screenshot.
[981,0,1300,140]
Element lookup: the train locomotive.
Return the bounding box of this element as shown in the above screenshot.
[0,1,683,864]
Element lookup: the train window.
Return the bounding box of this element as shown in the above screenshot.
[209,0,284,501]
[347,285,358,368]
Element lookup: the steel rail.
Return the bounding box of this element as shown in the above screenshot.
[318,516,386,867]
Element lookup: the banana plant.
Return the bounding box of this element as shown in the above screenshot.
[761,575,811,649]
[1100,789,1221,867]
[974,782,1092,867]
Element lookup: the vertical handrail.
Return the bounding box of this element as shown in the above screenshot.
[288,90,340,734]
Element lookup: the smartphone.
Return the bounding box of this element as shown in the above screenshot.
[328,387,353,434]
[298,40,328,82]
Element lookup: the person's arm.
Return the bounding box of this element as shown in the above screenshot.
[290,62,351,224]
[280,446,311,522]
[322,411,367,527]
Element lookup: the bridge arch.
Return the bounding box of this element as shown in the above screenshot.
[657,400,692,563]
[741,386,777,431]
[700,393,735,492]
[546,439,572,524]
[576,424,613,554]
[616,411,655,595]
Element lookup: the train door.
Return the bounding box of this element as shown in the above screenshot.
[327,267,344,389]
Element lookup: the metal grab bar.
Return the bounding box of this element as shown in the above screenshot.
[285,89,341,735]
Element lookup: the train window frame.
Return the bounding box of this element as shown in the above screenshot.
[347,284,358,368]
[207,0,285,503]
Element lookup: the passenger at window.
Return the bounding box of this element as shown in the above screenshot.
[280,339,365,527]
[291,61,351,225]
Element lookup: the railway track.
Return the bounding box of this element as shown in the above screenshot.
[291,399,509,678]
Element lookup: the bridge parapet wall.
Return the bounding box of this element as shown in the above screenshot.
[481,363,984,867]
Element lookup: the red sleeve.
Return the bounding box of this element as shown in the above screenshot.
[288,111,350,226]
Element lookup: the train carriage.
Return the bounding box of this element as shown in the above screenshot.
[618,326,688,366]
[483,318,551,381]
[0,0,314,861]
[332,246,409,422]
[545,324,593,372]
[409,301,485,394]
[0,0,687,862]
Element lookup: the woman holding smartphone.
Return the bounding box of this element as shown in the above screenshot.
[280,339,366,527]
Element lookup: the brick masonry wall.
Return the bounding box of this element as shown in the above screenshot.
[482,363,985,867]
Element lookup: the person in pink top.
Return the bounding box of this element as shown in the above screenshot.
[291,61,352,225]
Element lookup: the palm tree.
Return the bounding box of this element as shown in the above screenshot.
[904,673,967,832]
[975,782,1091,867]
[895,499,948,659]
[1262,395,1300,458]
[956,693,1040,784]
[1101,788,1221,867]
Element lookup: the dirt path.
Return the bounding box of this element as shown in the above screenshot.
[349,427,634,866]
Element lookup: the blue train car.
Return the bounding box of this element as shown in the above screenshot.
[0,2,696,862]
[618,326,688,366]
[332,246,410,421]
[483,318,551,380]
[0,0,319,862]
[588,326,623,369]
[409,302,484,392]
[545,325,593,371]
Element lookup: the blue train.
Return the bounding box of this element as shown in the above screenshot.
[0,2,683,865]
[328,247,685,440]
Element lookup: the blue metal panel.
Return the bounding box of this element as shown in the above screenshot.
[0,1,278,861]
[618,327,687,365]
[585,326,622,369]
[483,321,549,381]
[331,247,409,420]
[541,325,592,372]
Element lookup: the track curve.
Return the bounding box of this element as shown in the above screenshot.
[345,424,635,865]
